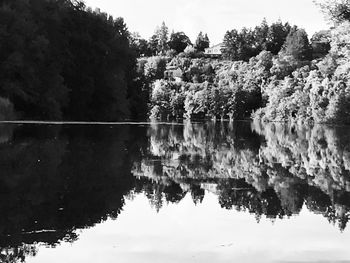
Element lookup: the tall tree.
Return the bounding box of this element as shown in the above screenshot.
[195,32,210,51]
[237,27,257,60]
[148,34,159,56]
[222,29,240,60]
[282,28,312,61]
[150,22,169,55]
[254,18,270,52]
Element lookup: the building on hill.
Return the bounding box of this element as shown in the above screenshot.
[205,43,223,57]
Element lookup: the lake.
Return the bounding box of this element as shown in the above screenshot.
[1,121,350,263]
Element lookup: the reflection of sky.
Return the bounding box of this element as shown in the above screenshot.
[28,192,350,263]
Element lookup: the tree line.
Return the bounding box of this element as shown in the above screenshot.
[138,1,350,124]
[130,22,210,57]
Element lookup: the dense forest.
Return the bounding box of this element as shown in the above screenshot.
[0,0,147,121]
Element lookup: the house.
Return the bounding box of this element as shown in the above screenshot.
[205,43,223,57]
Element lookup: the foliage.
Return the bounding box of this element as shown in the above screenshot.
[0,0,138,121]
[195,32,210,52]
[145,53,269,120]
[282,28,313,61]
[183,45,198,57]
[130,32,152,57]
[270,55,304,80]
[168,32,192,53]
[222,20,293,61]
[143,56,168,81]
[142,19,350,124]
[318,0,350,24]
[149,22,169,55]
[265,20,292,55]
[311,30,332,59]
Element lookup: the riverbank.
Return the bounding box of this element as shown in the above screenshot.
[139,21,350,124]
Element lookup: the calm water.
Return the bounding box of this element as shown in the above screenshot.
[1,121,350,263]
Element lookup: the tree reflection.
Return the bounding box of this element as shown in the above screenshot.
[0,124,148,262]
[134,121,350,231]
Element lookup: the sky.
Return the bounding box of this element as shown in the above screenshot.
[28,193,350,263]
[83,0,331,45]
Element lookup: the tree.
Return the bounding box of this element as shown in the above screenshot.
[222,20,294,61]
[144,56,167,81]
[157,22,169,54]
[150,22,169,55]
[253,18,270,52]
[311,30,331,59]
[266,20,292,55]
[0,0,137,121]
[237,27,258,60]
[222,28,257,61]
[195,32,210,52]
[222,29,240,60]
[168,31,192,53]
[282,28,312,61]
[148,34,159,56]
[329,22,350,77]
[130,32,151,57]
[318,0,350,23]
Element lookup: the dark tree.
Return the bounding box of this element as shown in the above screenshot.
[148,34,159,56]
[168,31,192,53]
[130,32,152,57]
[222,20,294,61]
[0,0,139,121]
[266,20,292,55]
[195,32,210,52]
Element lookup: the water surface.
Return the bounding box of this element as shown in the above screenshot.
[1,121,350,263]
